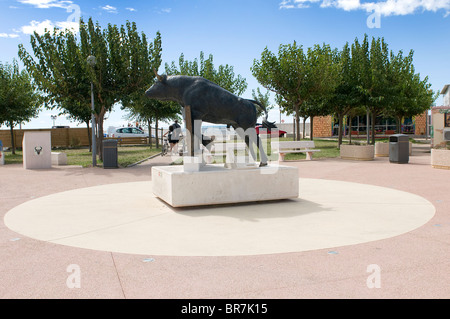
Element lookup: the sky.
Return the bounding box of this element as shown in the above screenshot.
[0,0,449,130]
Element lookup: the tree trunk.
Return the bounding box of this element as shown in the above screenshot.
[292,117,295,141]
[302,117,307,140]
[148,119,152,148]
[9,121,15,155]
[349,115,353,145]
[295,104,300,141]
[155,118,159,148]
[366,108,370,144]
[86,121,91,152]
[310,117,314,141]
[337,113,344,148]
[96,111,105,161]
[396,116,402,133]
[371,112,376,145]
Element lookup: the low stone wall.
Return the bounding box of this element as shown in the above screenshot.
[431,149,450,169]
[340,144,374,161]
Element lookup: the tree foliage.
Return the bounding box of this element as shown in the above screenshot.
[252,42,339,140]
[165,51,247,96]
[18,17,162,160]
[0,60,41,153]
[251,88,273,121]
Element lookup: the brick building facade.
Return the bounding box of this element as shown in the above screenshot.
[312,112,428,138]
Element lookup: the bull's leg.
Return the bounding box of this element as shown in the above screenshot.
[256,134,268,167]
[234,126,256,164]
[234,125,268,167]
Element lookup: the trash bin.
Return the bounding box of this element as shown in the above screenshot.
[103,139,118,168]
[389,134,409,164]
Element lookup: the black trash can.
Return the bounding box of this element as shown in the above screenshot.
[103,139,118,168]
[389,134,409,164]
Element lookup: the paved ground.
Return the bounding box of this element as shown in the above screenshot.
[0,143,449,299]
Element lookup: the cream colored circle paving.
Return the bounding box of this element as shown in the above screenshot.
[4,178,435,256]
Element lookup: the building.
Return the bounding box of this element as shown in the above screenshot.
[431,85,450,147]
[312,112,428,138]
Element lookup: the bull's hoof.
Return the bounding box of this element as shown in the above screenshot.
[259,162,268,167]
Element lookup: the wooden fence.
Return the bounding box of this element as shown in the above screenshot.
[0,128,90,148]
[0,127,163,148]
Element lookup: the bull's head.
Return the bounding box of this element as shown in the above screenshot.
[34,146,43,155]
[145,69,171,101]
[153,69,166,83]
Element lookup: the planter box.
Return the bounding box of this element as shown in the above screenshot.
[431,149,450,170]
[375,142,389,157]
[340,144,374,161]
[375,142,413,157]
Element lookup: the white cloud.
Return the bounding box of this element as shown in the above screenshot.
[20,19,79,35]
[101,5,118,13]
[126,7,137,12]
[280,0,450,16]
[159,8,172,13]
[17,0,73,9]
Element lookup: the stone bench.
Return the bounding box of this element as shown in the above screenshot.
[271,141,320,161]
[51,152,67,165]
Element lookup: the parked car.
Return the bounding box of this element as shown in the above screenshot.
[110,127,149,138]
[255,125,287,138]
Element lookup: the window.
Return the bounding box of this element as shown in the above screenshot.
[445,113,450,128]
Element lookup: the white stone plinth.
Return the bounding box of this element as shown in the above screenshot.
[152,164,299,207]
[23,132,52,169]
[51,152,67,165]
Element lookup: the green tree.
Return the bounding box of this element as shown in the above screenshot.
[385,50,437,132]
[326,42,361,148]
[367,36,391,144]
[165,51,247,96]
[18,18,162,160]
[123,96,180,148]
[0,60,41,154]
[252,42,339,140]
[251,88,274,121]
[351,35,372,143]
[252,42,307,140]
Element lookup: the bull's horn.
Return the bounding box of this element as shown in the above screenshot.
[154,68,163,82]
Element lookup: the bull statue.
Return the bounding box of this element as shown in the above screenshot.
[145,70,270,167]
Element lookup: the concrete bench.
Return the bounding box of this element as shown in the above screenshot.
[271,141,320,161]
[51,152,67,165]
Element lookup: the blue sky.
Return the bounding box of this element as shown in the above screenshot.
[1,0,449,129]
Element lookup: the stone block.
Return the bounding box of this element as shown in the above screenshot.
[152,164,299,207]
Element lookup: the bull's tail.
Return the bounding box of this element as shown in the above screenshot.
[247,99,275,128]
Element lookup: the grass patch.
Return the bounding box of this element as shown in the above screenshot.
[2,145,162,167]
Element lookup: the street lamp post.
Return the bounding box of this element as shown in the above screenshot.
[87,55,97,166]
[51,115,57,127]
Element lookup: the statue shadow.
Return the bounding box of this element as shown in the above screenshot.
[159,198,332,222]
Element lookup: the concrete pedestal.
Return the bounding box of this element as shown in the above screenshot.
[23,132,51,169]
[152,164,299,207]
[51,152,67,165]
